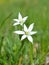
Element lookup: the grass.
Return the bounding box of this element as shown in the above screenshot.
[0,0,49,65]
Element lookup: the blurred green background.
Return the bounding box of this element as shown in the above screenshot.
[0,0,49,65]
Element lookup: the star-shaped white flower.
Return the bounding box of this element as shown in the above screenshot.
[13,12,28,26]
[14,23,37,43]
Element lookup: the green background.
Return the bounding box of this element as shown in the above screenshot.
[0,0,49,65]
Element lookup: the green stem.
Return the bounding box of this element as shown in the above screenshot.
[29,43,34,65]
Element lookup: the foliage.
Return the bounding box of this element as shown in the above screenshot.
[0,0,49,65]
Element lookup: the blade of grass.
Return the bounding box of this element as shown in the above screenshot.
[0,13,13,28]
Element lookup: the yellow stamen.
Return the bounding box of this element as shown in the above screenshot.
[25,32,29,35]
[20,19,23,22]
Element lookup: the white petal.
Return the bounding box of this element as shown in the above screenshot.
[13,19,19,22]
[24,24,28,32]
[27,36,33,43]
[21,35,26,40]
[28,23,34,31]
[14,31,24,34]
[18,12,22,20]
[30,31,37,35]
[13,22,20,26]
[23,16,28,22]
[20,23,23,26]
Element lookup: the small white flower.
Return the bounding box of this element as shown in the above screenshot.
[13,12,28,26]
[14,23,37,43]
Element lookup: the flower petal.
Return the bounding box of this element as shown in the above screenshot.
[18,12,22,20]
[24,24,28,32]
[27,36,33,43]
[13,22,20,26]
[30,31,37,35]
[14,31,25,34]
[28,23,34,31]
[23,16,28,22]
[13,19,19,22]
[21,35,26,40]
[20,23,23,26]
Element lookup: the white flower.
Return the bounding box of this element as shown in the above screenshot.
[13,12,28,26]
[14,23,37,43]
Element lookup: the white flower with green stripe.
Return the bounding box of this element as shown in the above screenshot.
[14,23,37,43]
[13,12,28,26]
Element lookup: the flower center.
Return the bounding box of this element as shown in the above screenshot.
[20,19,23,23]
[25,32,29,35]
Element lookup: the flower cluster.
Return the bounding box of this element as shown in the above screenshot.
[13,12,37,44]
